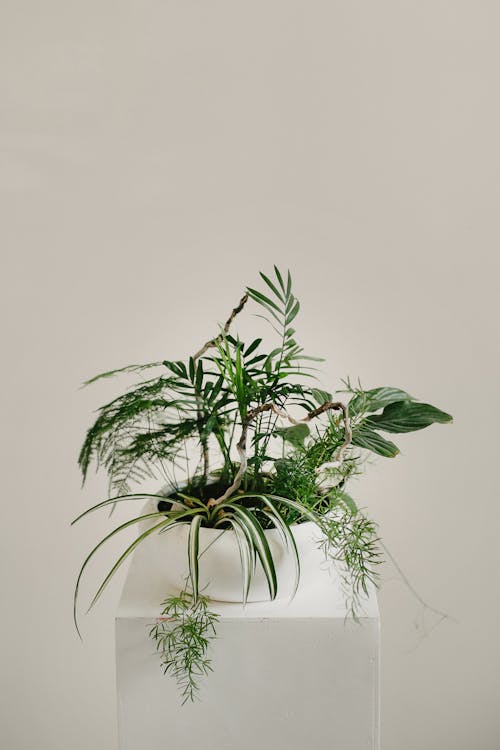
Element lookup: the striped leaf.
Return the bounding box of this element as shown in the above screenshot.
[366,401,453,434]
[87,517,184,613]
[73,511,177,638]
[216,516,253,604]
[188,515,203,602]
[71,493,190,525]
[260,499,300,600]
[236,493,321,527]
[348,387,413,417]
[351,425,400,457]
[227,506,278,600]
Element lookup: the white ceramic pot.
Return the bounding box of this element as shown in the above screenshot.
[139,492,326,603]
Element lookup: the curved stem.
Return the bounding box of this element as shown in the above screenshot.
[207,400,351,508]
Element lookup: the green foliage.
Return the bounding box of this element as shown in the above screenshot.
[149,592,219,704]
[75,265,453,702]
[366,401,453,433]
[319,507,383,620]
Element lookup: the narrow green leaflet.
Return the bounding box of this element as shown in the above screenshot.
[246,287,282,315]
[351,425,400,457]
[366,401,453,433]
[259,272,285,303]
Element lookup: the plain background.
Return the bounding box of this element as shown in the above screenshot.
[1,2,499,748]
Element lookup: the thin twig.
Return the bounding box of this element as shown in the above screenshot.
[192,293,249,362]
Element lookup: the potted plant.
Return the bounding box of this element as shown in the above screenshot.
[74,266,452,703]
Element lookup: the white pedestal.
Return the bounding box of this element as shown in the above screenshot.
[116,540,380,750]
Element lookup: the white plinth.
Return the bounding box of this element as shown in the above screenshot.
[116,538,380,750]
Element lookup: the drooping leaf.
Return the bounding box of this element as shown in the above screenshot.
[88,517,186,612]
[216,516,253,604]
[188,515,203,602]
[73,511,174,637]
[260,496,300,599]
[366,401,453,433]
[351,425,400,457]
[226,505,278,600]
[348,387,413,417]
[71,493,191,525]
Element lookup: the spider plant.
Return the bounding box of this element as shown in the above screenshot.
[74,266,452,701]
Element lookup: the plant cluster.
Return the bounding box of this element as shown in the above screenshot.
[74,266,452,701]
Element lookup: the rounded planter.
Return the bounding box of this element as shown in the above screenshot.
[139,492,326,603]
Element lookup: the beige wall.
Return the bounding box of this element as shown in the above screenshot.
[1,2,499,748]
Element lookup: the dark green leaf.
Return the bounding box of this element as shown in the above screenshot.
[274,265,286,293]
[366,401,453,433]
[195,359,204,392]
[259,272,285,303]
[348,387,413,417]
[246,287,282,315]
[351,425,400,457]
[274,423,310,447]
[286,300,300,325]
[244,338,262,357]
[188,357,195,383]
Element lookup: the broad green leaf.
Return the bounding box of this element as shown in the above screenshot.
[348,387,413,417]
[366,401,453,433]
[274,422,310,447]
[311,388,332,405]
[351,425,399,457]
